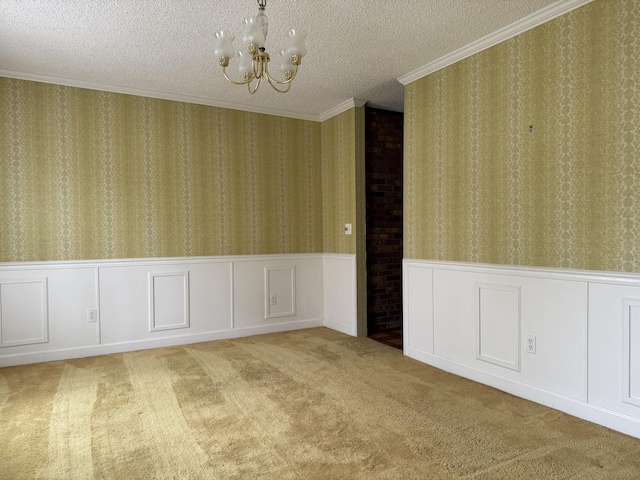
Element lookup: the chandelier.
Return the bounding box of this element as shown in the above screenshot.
[213,0,307,94]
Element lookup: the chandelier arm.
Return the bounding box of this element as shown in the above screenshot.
[266,75,292,93]
[222,66,254,85]
[248,75,262,94]
[253,54,265,79]
[263,61,298,85]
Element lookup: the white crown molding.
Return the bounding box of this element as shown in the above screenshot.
[0,69,323,122]
[1,69,370,123]
[397,0,594,86]
[318,98,367,122]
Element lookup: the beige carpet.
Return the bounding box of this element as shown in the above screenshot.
[1,327,639,479]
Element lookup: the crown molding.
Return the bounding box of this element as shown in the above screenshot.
[0,69,324,122]
[318,98,367,122]
[398,0,594,86]
[1,69,370,123]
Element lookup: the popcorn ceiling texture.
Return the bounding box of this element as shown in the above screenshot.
[404,0,640,272]
[0,0,560,117]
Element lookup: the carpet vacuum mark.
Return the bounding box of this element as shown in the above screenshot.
[1,327,639,479]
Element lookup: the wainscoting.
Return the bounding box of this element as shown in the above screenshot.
[0,254,357,367]
[404,259,640,439]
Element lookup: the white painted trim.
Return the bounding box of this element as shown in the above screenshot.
[0,71,370,123]
[264,265,297,320]
[397,0,594,85]
[0,318,324,367]
[324,319,356,337]
[405,346,640,440]
[323,254,358,337]
[0,253,357,364]
[0,277,49,348]
[147,271,190,332]
[0,253,324,270]
[318,98,367,122]
[475,282,522,372]
[403,259,640,287]
[0,70,322,122]
[622,299,640,408]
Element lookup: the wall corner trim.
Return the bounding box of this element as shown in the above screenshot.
[397,0,594,85]
[319,98,367,122]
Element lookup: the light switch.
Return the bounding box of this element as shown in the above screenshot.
[344,223,352,235]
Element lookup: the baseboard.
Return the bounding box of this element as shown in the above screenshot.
[405,346,640,440]
[0,318,324,367]
[324,319,357,336]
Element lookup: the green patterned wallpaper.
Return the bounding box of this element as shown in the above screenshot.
[321,108,358,254]
[405,0,640,272]
[0,78,323,262]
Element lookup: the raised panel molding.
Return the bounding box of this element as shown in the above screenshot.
[148,271,190,332]
[323,255,357,336]
[405,260,640,440]
[264,266,296,320]
[403,264,434,354]
[622,299,640,408]
[0,254,348,369]
[476,283,521,372]
[0,277,49,347]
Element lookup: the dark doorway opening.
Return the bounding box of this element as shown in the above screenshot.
[364,107,403,349]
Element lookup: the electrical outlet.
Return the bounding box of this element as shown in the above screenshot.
[87,309,98,323]
[526,334,536,354]
[270,294,277,305]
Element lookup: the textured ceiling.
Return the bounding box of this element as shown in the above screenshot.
[1,0,571,119]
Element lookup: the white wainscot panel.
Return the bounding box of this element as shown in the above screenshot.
[149,272,190,332]
[0,268,99,362]
[624,301,640,407]
[234,257,323,330]
[100,261,232,344]
[403,262,434,355]
[265,266,296,319]
[0,255,328,366]
[476,283,521,372]
[432,268,587,401]
[323,255,356,336]
[0,278,48,347]
[589,283,640,420]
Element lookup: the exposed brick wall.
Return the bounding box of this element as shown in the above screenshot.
[365,107,403,334]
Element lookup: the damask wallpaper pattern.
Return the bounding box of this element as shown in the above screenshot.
[0,79,324,262]
[405,0,640,272]
[321,108,358,254]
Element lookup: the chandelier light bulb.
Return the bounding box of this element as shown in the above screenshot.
[214,31,235,60]
[279,49,294,75]
[238,51,254,78]
[243,16,265,49]
[286,29,307,59]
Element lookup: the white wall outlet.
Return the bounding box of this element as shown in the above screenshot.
[344,223,352,235]
[526,334,536,354]
[270,294,277,305]
[87,308,98,323]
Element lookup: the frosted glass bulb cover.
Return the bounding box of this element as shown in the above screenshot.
[286,29,307,58]
[238,51,254,77]
[214,31,235,59]
[243,16,265,48]
[279,49,294,74]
